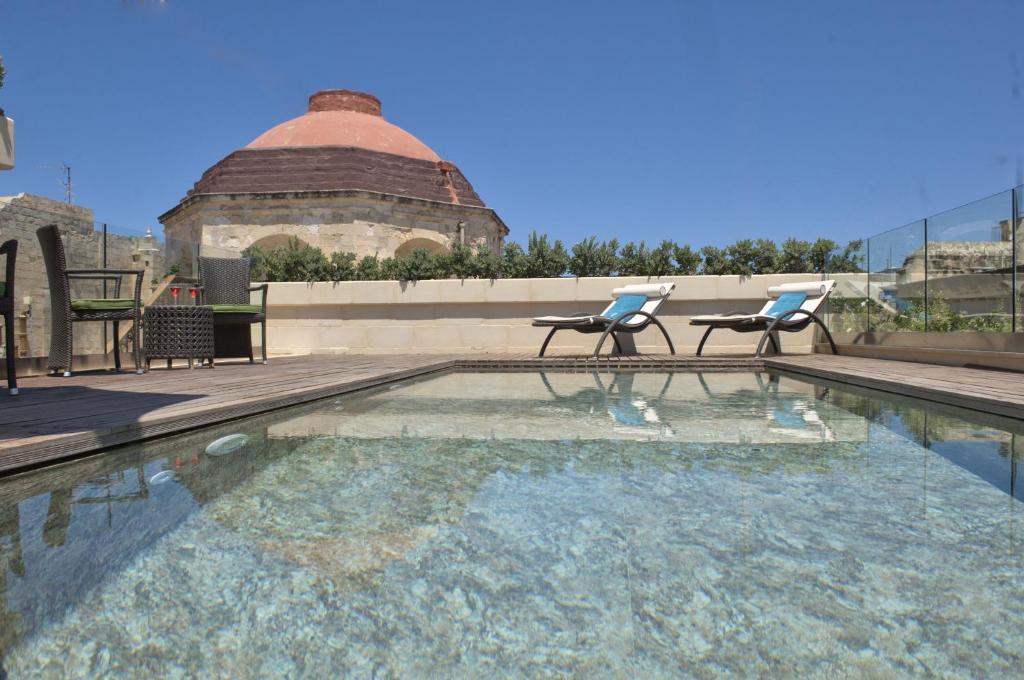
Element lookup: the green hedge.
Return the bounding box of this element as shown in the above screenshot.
[242,232,864,283]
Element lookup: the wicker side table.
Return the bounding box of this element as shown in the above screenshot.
[144,305,215,370]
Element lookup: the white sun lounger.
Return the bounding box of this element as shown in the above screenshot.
[689,280,838,357]
[532,283,677,357]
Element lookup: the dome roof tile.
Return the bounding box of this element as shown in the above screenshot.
[246,90,441,162]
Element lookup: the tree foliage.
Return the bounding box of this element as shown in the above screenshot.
[568,237,619,277]
[472,245,504,279]
[673,244,701,275]
[523,231,569,278]
[243,234,865,282]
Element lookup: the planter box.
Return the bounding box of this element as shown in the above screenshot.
[0,116,14,170]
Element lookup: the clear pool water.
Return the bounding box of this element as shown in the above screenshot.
[0,370,1022,678]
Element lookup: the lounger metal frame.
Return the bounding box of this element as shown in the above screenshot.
[537,309,676,358]
[694,308,837,358]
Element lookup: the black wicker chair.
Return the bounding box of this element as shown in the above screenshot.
[37,224,145,376]
[1,239,17,395]
[196,256,268,364]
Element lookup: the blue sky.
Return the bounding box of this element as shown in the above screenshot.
[1,0,1021,246]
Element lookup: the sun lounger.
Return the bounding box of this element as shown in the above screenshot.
[532,283,676,357]
[689,280,838,357]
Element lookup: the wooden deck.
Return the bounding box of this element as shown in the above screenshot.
[764,353,1024,420]
[0,355,455,474]
[0,352,1020,475]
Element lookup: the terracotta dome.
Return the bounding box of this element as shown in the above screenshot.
[170,89,488,208]
[246,90,441,162]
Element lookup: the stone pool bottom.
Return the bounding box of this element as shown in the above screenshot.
[0,371,1021,678]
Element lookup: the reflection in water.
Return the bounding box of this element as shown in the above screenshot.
[41,488,72,548]
[0,501,25,656]
[0,371,1020,677]
[826,383,1024,500]
[540,371,677,436]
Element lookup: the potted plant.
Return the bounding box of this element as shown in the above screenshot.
[0,54,14,171]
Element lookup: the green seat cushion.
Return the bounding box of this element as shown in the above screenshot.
[0,281,6,297]
[70,298,135,311]
[210,304,262,314]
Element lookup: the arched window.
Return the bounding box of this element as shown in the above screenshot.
[395,237,447,258]
[250,234,312,251]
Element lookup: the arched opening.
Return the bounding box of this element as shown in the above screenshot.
[250,234,312,251]
[395,237,447,258]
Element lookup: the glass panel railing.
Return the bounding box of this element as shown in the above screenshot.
[866,220,926,332]
[925,191,1014,332]
[826,240,869,335]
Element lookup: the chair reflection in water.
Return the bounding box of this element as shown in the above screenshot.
[696,372,835,440]
[539,371,675,436]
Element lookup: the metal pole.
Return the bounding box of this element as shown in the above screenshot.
[1012,188,1019,333]
[866,239,871,333]
[923,218,929,333]
[102,223,108,353]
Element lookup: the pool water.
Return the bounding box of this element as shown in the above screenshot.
[0,371,1022,678]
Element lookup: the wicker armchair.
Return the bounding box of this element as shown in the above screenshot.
[196,256,268,364]
[37,224,145,376]
[1,239,17,395]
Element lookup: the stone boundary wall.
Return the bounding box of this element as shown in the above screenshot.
[259,274,833,356]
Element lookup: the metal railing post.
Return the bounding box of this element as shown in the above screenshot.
[102,223,108,352]
[923,218,929,333]
[1013,188,1019,333]
[866,239,871,333]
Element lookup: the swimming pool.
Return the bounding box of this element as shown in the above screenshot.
[0,370,1021,677]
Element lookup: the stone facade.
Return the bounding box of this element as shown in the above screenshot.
[0,193,164,361]
[161,190,505,277]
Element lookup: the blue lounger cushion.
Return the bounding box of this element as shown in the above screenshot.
[764,292,807,318]
[603,294,647,323]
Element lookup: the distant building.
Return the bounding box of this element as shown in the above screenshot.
[885,239,1015,318]
[159,90,508,276]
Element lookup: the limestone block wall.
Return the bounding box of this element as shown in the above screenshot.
[0,193,164,361]
[257,274,830,356]
[161,190,506,277]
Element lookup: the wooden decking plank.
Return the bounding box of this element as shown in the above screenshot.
[0,357,460,472]
[3,362,454,431]
[796,359,1023,400]
[765,355,1024,419]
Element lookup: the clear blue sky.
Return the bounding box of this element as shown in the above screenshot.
[1,0,1021,245]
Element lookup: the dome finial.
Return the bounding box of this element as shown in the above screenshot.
[308,90,382,116]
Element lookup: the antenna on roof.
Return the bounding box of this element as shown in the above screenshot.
[38,163,73,203]
[60,163,72,204]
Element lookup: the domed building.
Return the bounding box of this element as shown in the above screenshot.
[159,90,508,276]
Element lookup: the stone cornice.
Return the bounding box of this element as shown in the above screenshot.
[158,188,509,236]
